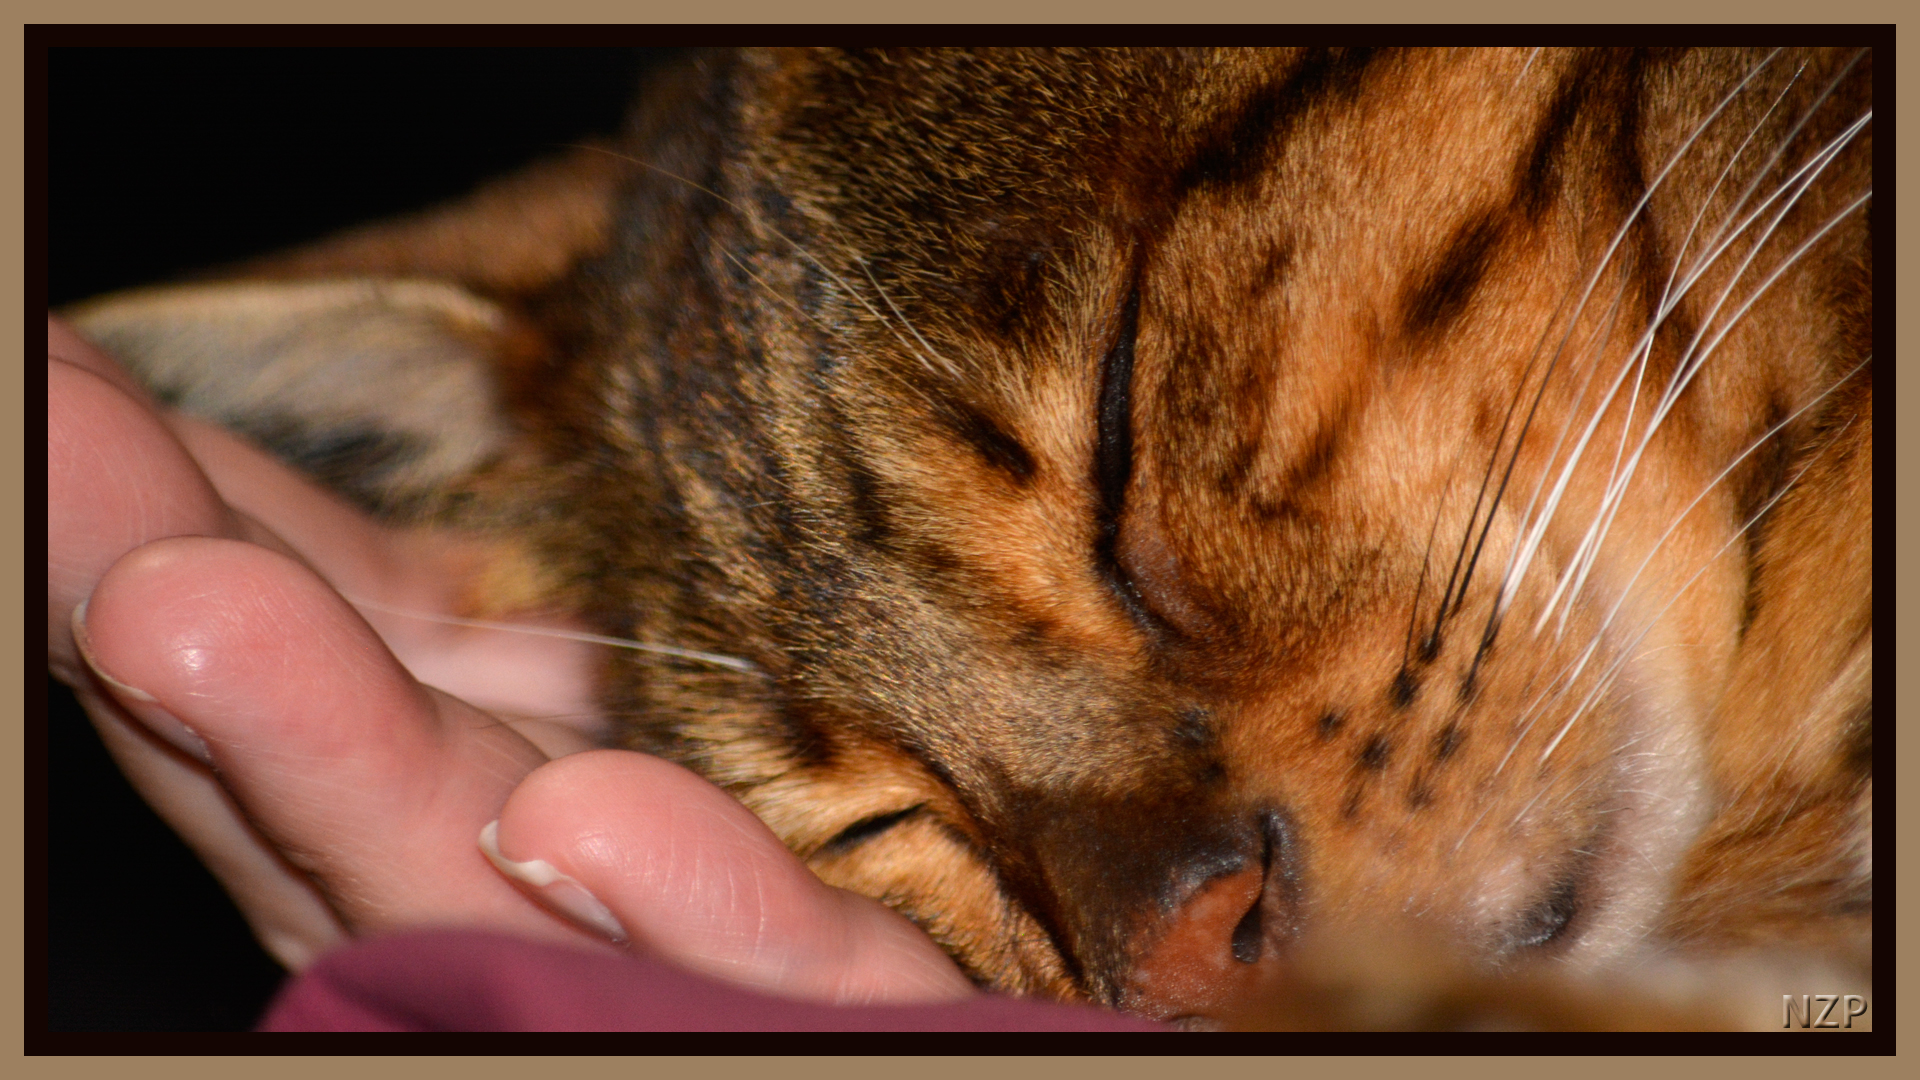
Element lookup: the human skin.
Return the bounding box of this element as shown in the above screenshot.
[47,315,974,1007]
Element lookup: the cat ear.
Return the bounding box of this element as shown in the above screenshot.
[66,278,522,518]
[60,145,628,520]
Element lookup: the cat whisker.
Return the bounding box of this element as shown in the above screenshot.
[1509,47,1543,93]
[1675,49,1865,283]
[1424,241,1602,647]
[719,245,948,413]
[1498,726,1666,843]
[855,254,967,381]
[1428,273,1583,656]
[1546,289,1654,642]
[1559,63,1813,609]
[1401,462,1458,672]
[1552,400,1854,768]
[1544,173,1870,635]
[1502,104,1869,642]
[722,250,834,338]
[1488,51,1801,595]
[1534,403,1859,766]
[1537,67,1808,639]
[341,593,762,674]
[1483,349,1861,793]
[459,711,610,741]
[1653,57,1810,317]
[1474,52,1787,651]
[1477,276,1629,665]
[1482,613,1632,791]
[1647,110,1871,401]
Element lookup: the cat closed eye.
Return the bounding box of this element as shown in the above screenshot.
[819,806,925,855]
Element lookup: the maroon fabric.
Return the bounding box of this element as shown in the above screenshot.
[259,928,1167,1032]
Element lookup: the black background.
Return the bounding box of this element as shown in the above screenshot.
[46,45,675,1031]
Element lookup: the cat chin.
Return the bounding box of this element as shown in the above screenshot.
[1557,626,1712,972]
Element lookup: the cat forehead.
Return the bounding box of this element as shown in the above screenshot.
[739,49,1606,393]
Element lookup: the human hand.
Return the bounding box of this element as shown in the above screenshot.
[47,315,973,1005]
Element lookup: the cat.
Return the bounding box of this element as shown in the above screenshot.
[67,47,1873,1029]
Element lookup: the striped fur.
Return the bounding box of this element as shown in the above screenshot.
[71,48,1873,1028]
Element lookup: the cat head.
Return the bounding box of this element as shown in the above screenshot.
[71,47,1870,1026]
[526,48,1870,1020]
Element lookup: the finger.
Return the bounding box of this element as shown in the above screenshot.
[47,313,386,652]
[50,315,597,729]
[489,749,976,1005]
[49,313,160,404]
[68,674,350,970]
[51,333,359,966]
[79,535,592,947]
[162,412,601,732]
[50,319,591,966]
[47,353,243,680]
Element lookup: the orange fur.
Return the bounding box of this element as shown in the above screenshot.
[71,47,1872,1029]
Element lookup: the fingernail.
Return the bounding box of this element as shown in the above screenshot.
[71,597,214,766]
[479,820,627,943]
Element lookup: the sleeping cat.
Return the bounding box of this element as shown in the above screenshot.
[68,47,1873,1029]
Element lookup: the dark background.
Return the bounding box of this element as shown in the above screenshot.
[46,46,676,1031]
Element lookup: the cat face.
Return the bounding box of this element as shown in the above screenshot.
[69,46,1871,1027]
[521,48,1869,1019]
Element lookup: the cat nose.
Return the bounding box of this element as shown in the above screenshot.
[1121,810,1297,1023]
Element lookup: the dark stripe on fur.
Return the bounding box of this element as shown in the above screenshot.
[1516,50,1607,218]
[839,445,897,551]
[1282,409,1345,493]
[932,399,1039,485]
[1096,287,1142,518]
[229,416,424,514]
[1174,48,1379,198]
[1403,211,1506,345]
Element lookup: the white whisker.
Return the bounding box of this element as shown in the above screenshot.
[1497,278,1631,638]
[1490,353,1864,785]
[342,594,762,674]
[1556,175,1870,621]
[1487,50,1785,630]
[722,250,828,336]
[1677,50,1865,283]
[1515,110,1870,637]
[858,256,965,380]
[1511,47,1543,92]
[1542,69,1808,640]
[1535,399,1860,764]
